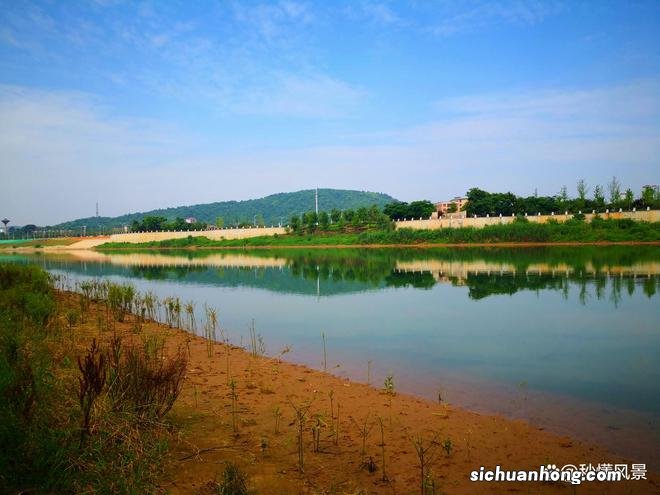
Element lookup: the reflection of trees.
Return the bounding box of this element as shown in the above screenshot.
[130,265,208,280]
[610,276,622,308]
[384,271,435,289]
[445,272,659,303]
[12,246,660,301]
[460,273,567,300]
[287,251,396,286]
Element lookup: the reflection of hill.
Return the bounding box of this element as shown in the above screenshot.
[4,255,382,297]
[2,245,658,300]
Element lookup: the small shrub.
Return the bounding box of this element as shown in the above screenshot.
[107,338,187,422]
[216,462,250,495]
[78,339,106,446]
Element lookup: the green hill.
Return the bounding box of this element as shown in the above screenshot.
[54,189,398,230]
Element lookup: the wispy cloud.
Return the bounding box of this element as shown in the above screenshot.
[0,85,204,223]
[429,80,660,137]
[0,1,361,119]
[230,0,314,43]
[428,0,563,37]
[2,80,657,225]
[343,2,404,26]
[223,72,365,118]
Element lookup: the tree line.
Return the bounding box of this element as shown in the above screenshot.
[130,216,208,232]
[464,179,659,217]
[129,179,659,234]
[289,205,392,233]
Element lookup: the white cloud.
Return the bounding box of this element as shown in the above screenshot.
[344,2,403,26]
[1,81,658,225]
[0,86,203,224]
[428,0,563,37]
[225,72,365,118]
[231,1,314,43]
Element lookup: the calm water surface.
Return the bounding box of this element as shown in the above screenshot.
[3,246,659,465]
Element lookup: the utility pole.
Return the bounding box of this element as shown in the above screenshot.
[315,188,319,215]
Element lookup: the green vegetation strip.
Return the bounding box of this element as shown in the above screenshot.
[0,264,184,493]
[98,217,660,249]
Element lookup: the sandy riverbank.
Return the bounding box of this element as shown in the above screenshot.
[55,290,659,494]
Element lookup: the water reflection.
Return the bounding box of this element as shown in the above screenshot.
[1,246,659,466]
[4,246,658,300]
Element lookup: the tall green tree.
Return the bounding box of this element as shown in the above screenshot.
[289,215,301,232]
[641,185,658,208]
[576,179,589,201]
[141,216,167,231]
[318,211,330,230]
[624,189,634,210]
[593,185,605,209]
[607,176,621,206]
[303,211,318,229]
[330,209,341,223]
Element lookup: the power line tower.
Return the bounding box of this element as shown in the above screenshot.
[96,202,99,217]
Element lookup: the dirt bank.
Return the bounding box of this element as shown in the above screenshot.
[57,291,659,494]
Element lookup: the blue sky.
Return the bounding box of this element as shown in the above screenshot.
[1,0,659,224]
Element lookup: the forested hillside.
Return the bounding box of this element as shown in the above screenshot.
[54,189,397,230]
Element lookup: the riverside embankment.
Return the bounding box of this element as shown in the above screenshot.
[54,289,660,494]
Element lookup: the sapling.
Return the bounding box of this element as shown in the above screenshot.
[384,373,395,426]
[230,378,239,435]
[442,438,453,457]
[204,305,218,358]
[353,412,374,460]
[78,339,106,447]
[225,339,232,385]
[289,399,313,472]
[274,406,282,434]
[328,390,335,430]
[185,300,196,331]
[377,415,388,482]
[367,360,372,385]
[411,431,442,495]
[311,415,327,453]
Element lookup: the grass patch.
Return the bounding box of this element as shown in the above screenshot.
[0,263,186,493]
[0,237,80,248]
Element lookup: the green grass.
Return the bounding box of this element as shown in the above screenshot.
[97,218,660,250]
[0,263,178,493]
[0,237,79,248]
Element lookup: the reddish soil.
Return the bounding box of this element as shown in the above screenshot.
[58,292,660,494]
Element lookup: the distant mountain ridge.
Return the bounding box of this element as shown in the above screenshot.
[54,189,398,230]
